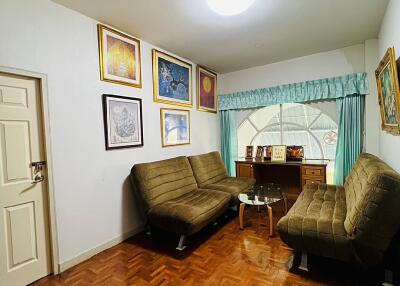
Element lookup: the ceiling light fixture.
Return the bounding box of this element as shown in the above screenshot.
[207,0,255,16]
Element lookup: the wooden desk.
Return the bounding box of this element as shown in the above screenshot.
[236,159,328,200]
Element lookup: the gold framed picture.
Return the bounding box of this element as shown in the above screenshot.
[98,24,142,88]
[197,66,217,113]
[375,47,400,135]
[271,145,287,163]
[160,108,190,147]
[153,49,193,107]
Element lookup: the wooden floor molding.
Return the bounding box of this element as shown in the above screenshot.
[34,204,385,285]
[58,225,144,273]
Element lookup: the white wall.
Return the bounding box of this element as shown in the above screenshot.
[378,0,400,172]
[219,44,366,94]
[0,0,220,265]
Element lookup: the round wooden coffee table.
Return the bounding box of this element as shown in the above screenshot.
[238,183,287,237]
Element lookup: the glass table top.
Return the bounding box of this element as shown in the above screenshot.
[238,183,287,206]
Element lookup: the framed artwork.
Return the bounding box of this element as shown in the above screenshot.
[98,24,142,88]
[197,66,217,113]
[160,108,190,147]
[153,49,192,107]
[375,47,400,135]
[245,146,254,159]
[102,94,143,150]
[264,145,272,160]
[256,146,264,159]
[271,145,287,163]
[286,146,304,161]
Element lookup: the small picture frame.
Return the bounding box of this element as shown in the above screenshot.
[245,146,254,159]
[256,146,264,159]
[160,108,190,147]
[102,94,143,150]
[271,145,287,162]
[264,145,273,160]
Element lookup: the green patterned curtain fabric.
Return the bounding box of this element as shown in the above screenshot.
[334,95,366,185]
[220,110,237,176]
[218,73,368,111]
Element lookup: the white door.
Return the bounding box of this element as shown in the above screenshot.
[0,73,51,285]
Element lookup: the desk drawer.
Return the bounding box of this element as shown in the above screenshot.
[302,166,325,177]
[302,177,324,186]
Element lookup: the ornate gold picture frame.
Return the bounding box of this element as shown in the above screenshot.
[153,49,193,107]
[98,24,142,88]
[197,66,217,113]
[375,47,400,135]
[160,108,191,147]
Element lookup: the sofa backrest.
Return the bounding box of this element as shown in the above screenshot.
[130,156,198,214]
[188,151,228,187]
[344,153,400,263]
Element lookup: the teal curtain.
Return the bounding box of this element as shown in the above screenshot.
[219,73,368,110]
[220,110,237,176]
[334,95,365,185]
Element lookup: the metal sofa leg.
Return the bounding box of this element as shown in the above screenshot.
[383,269,394,286]
[299,252,308,271]
[145,224,151,236]
[176,235,186,251]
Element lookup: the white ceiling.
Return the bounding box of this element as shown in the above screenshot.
[53,0,389,74]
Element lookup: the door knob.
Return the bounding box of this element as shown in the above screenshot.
[32,174,45,184]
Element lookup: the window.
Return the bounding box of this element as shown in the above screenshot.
[237,103,338,183]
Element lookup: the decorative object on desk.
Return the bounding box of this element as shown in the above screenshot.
[256,146,264,159]
[286,146,304,161]
[102,94,143,150]
[271,145,286,162]
[197,66,217,113]
[375,47,400,135]
[98,24,142,88]
[160,108,190,147]
[264,145,272,160]
[245,146,254,159]
[153,49,192,107]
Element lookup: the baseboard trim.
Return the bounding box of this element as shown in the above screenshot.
[58,225,144,273]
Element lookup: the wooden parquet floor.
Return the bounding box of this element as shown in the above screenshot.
[33,203,384,286]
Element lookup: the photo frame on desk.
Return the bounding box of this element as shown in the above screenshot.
[256,146,264,159]
[271,145,287,162]
[245,146,254,159]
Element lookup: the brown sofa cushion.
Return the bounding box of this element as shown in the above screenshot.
[343,153,400,265]
[188,151,255,203]
[148,189,230,235]
[204,177,255,203]
[131,156,198,214]
[277,184,353,262]
[188,151,228,187]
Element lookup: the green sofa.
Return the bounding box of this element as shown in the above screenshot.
[188,151,256,205]
[130,155,232,250]
[277,153,400,268]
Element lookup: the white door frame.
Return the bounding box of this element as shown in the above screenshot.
[0,66,59,275]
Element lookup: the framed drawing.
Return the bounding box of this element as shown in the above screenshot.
[271,145,286,163]
[375,47,400,135]
[160,108,190,147]
[197,66,217,113]
[98,24,142,88]
[102,94,143,150]
[153,49,192,107]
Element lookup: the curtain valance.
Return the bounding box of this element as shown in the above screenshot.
[218,73,368,111]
